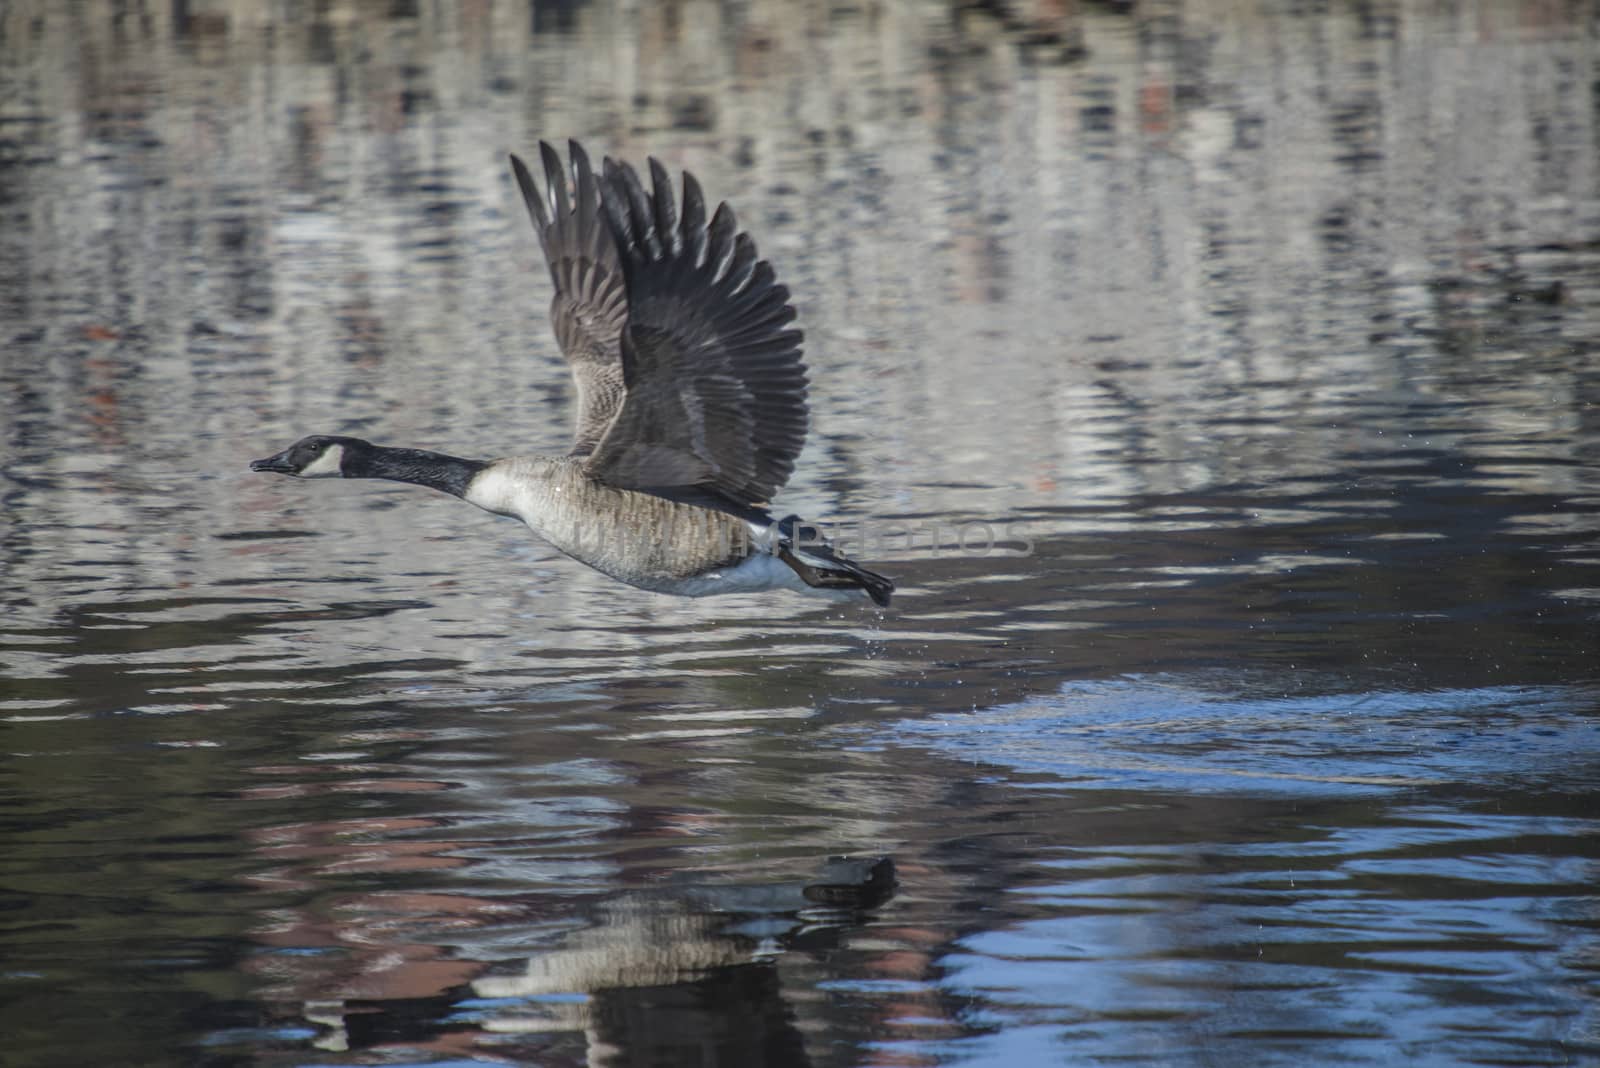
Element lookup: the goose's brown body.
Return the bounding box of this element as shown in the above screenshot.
[466,457,773,593]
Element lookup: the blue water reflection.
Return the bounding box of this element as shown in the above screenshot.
[888,678,1600,1065]
[893,678,1600,793]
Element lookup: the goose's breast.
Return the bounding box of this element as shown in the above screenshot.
[465,463,760,586]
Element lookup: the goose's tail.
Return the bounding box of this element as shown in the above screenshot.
[774,515,896,608]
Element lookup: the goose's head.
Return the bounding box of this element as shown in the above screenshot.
[250,435,369,478]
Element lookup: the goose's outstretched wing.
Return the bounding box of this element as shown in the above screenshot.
[581,156,808,505]
[509,141,629,455]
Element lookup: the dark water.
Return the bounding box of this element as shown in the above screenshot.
[3,1,1599,1066]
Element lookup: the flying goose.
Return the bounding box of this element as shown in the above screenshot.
[251,141,894,607]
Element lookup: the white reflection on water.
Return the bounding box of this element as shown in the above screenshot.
[888,675,1600,793]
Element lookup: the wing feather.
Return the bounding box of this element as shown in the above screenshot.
[509,141,628,455]
[584,158,808,504]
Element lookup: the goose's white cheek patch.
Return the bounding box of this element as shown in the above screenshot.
[298,444,346,478]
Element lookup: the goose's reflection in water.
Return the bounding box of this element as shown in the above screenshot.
[288,857,897,1065]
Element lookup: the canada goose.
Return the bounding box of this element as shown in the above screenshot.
[251,141,894,607]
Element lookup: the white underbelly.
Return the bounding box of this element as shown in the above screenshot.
[655,550,815,598]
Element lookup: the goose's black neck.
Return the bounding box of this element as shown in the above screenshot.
[345,443,489,499]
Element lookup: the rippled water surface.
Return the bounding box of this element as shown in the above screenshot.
[3,1,1599,1065]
